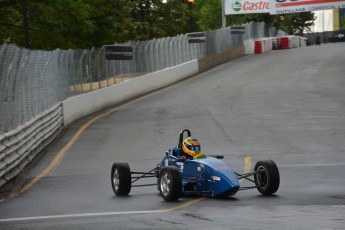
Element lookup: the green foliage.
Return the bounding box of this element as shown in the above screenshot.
[194,0,222,31]
[227,12,272,26]
[0,0,23,45]
[0,0,316,50]
[0,0,129,49]
[278,12,315,35]
[126,0,190,40]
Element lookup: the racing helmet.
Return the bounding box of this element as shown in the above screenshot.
[182,137,201,157]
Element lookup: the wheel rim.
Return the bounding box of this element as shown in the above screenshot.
[160,172,171,196]
[256,166,268,189]
[113,168,119,192]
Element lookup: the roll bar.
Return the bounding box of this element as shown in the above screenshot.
[178,129,191,149]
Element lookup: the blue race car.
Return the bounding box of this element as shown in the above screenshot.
[111,129,280,201]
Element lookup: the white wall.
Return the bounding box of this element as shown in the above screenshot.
[63,60,199,126]
[312,10,334,32]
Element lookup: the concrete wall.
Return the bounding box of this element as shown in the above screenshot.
[244,36,307,54]
[63,60,199,126]
[198,44,245,73]
[63,45,249,127]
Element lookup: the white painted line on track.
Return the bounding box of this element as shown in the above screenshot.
[0,210,162,222]
[0,197,206,223]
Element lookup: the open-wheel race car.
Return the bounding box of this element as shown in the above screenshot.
[111,129,280,201]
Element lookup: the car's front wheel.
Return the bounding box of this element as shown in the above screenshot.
[159,167,182,201]
[254,160,280,195]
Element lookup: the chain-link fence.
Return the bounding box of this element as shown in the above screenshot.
[0,22,286,134]
[0,46,68,134]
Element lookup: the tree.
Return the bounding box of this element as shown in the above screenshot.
[278,12,315,35]
[0,0,316,50]
[0,0,129,49]
[0,0,24,45]
[194,0,222,31]
[126,0,190,41]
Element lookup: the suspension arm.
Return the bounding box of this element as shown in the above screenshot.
[235,171,258,183]
[131,168,158,184]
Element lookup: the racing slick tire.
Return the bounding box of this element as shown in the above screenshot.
[254,160,280,195]
[159,167,182,201]
[111,162,131,196]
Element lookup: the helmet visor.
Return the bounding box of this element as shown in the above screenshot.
[190,146,200,151]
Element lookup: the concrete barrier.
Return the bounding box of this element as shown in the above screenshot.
[198,44,245,72]
[244,39,255,54]
[63,60,199,126]
[254,38,273,54]
[64,45,248,126]
[245,38,273,54]
[247,36,306,54]
[273,36,307,49]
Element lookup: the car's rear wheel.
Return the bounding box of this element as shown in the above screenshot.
[159,167,182,201]
[254,160,280,195]
[111,162,131,196]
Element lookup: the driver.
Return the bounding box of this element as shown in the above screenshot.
[182,137,206,159]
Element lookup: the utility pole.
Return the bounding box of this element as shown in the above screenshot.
[222,0,226,28]
[22,0,30,48]
[187,0,194,32]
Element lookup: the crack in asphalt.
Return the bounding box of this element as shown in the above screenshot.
[184,213,213,221]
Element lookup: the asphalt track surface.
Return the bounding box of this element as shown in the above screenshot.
[1,43,345,229]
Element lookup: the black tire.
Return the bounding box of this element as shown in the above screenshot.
[111,162,131,196]
[159,167,182,201]
[254,160,280,195]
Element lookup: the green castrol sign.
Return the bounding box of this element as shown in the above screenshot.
[233,2,243,11]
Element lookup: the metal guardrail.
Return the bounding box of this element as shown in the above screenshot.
[0,103,63,187]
